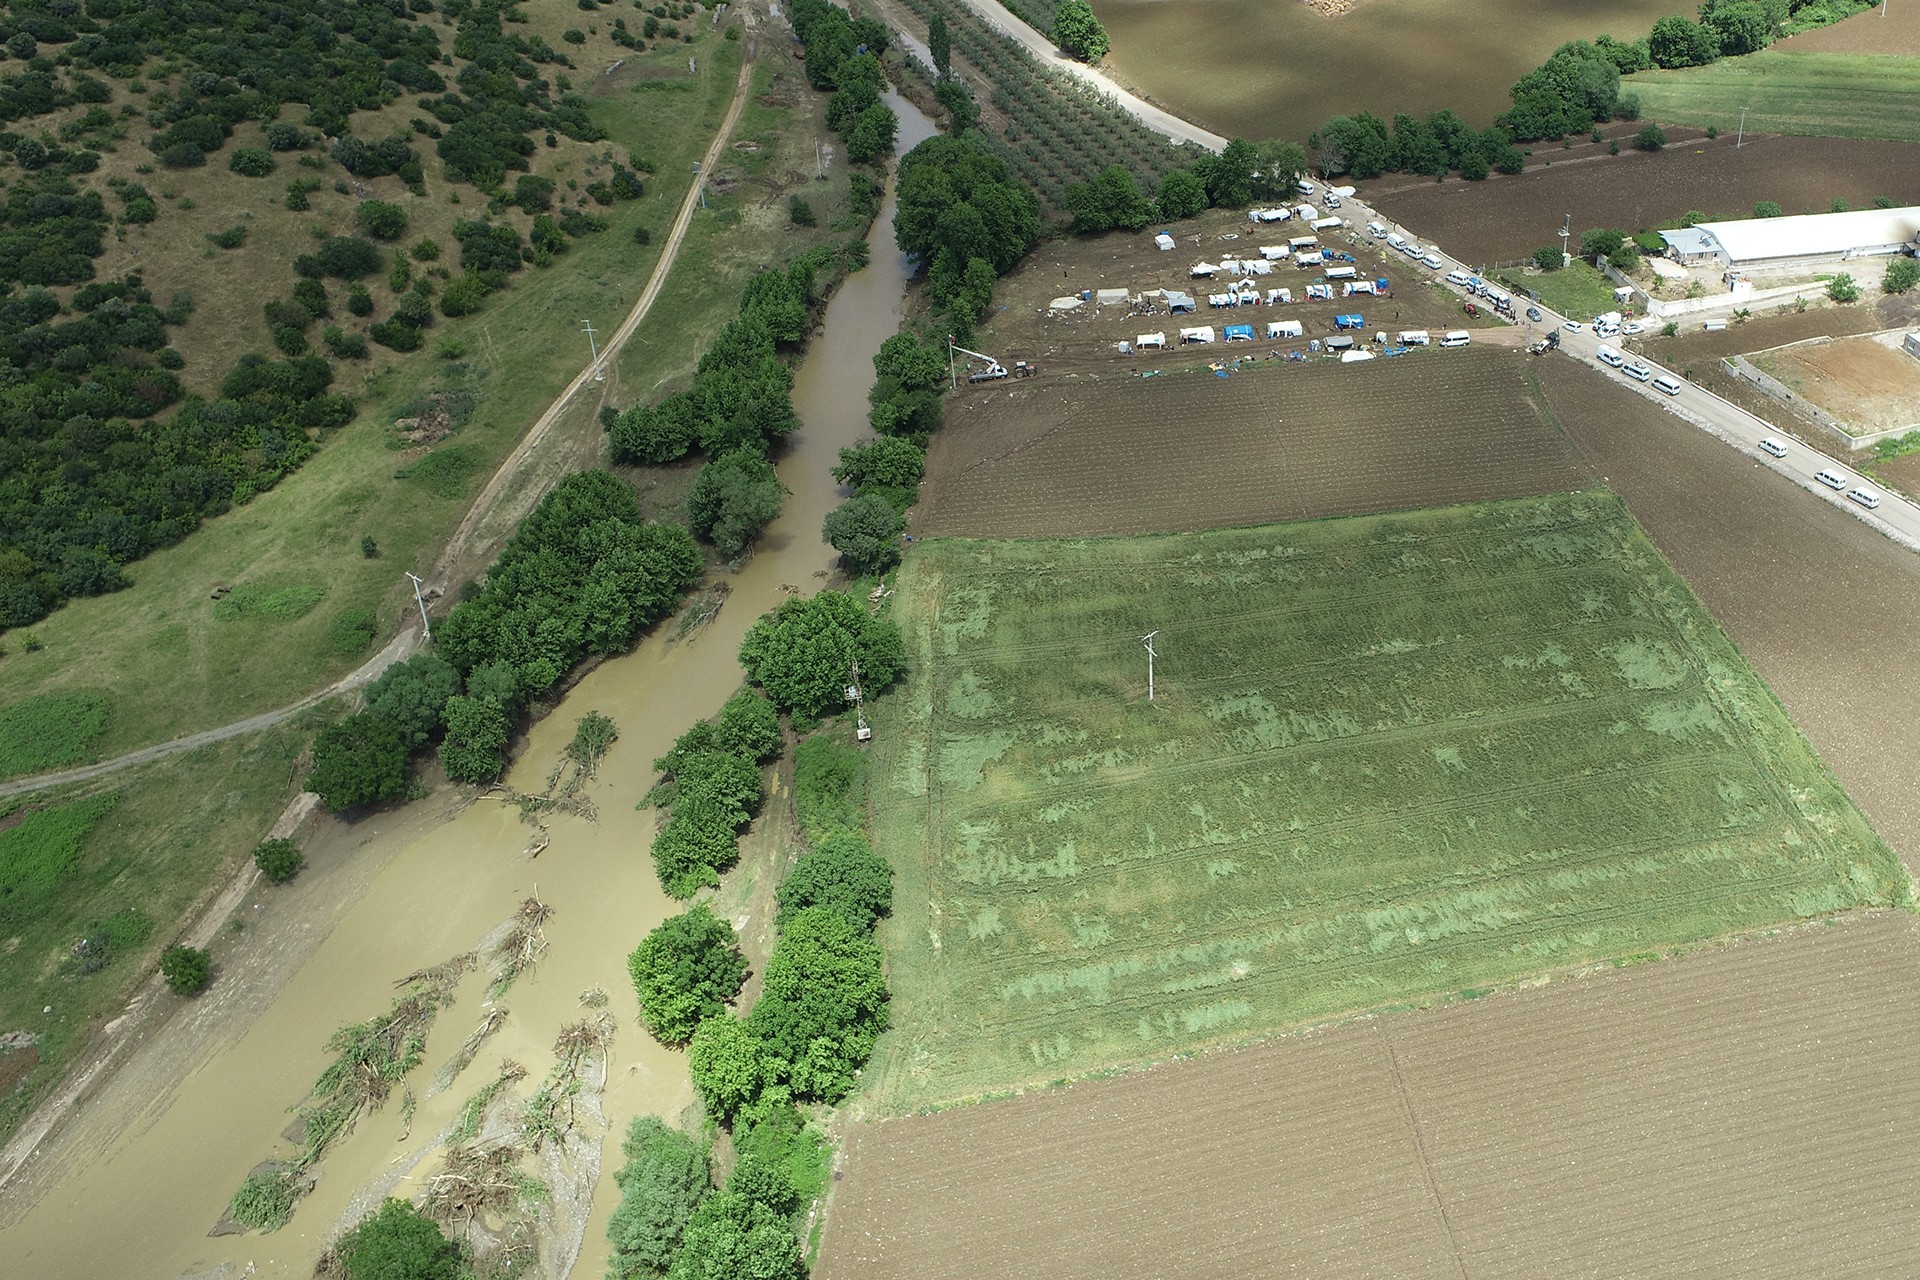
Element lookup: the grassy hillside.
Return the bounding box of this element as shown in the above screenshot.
[1627,51,1920,143]
[864,492,1906,1110]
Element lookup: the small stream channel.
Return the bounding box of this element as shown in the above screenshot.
[0,89,938,1280]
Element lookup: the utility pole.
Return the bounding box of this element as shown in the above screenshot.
[946,334,958,391]
[581,319,603,382]
[1141,631,1159,702]
[405,572,432,642]
[694,161,706,210]
[848,659,872,742]
[1559,214,1572,269]
[1735,106,1748,149]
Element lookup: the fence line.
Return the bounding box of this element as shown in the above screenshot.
[1719,355,1915,453]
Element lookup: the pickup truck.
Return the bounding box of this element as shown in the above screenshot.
[1526,332,1561,355]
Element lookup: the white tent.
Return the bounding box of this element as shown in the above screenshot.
[1155,233,1176,251]
[1190,262,1219,277]
[1340,349,1376,363]
[1136,332,1166,349]
[1266,320,1304,339]
[1096,287,1129,306]
[1048,296,1083,311]
[1179,326,1215,344]
[1260,246,1287,260]
[1265,287,1292,304]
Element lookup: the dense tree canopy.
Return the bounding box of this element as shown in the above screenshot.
[823,494,905,577]
[607,1117,711,1279]
[1052,0,1112,62]
[665,1193,804,1280]
[776,830,893,932]
[306,714,410,812]
[737,591,906,720]
[335,1199,468,1280]
[747,905,890,1102]
[438,471,701,702]
[1065,165,1151,234]
[688,1015,771,1126]
[362,655,459,751]
[895,136,1041,312]
[628,905,749,1046]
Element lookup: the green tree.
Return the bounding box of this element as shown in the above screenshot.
[933,79,976,134]
[776,830,892,931]
[607,1117,711,1279]
[306,714,410,811]
[335,1199,468,1280]
[845,103,898,165]
[1199,138,1259,209]
[823,494,906,577]
[1635,123,1667,151]
[873,332,949,391]
[1827,272,1859,303]
[1052,0,1110,62]
[652,796,746,899]
[1249,139,1308,200]
[894,136,1040,309]
[738,591,906,720]
[833,436,925,510]
[688,1015,770,1126]
[1703,0,1772,55]
[628,904,749,1046]
[355,200,409,241]
[1752,200,1784,218]
[688,451,787,558]
[666,1193,804,1280]
[363,654,460,750]
[1579,228,1626,262]
[438,695,510,783]
[1065,164,1150,234]
[927,9,951,79]
[1156,168,1208,220]
[254,838,304,885]
[1883,258,1920,295]
[747,906,889,1102]
[1649,15,1719,67]
[160,944,212,995]
[1532,245,1565,271]
[716,690,783,762]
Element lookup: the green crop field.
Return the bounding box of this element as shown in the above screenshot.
[1626,52,1920,144]
[863,492,1906,1111]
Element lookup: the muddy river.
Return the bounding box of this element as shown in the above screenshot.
[0,91,937,1280]
[1093,0,1682,142]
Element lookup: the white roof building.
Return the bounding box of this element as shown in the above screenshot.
[1661,206,1920,268]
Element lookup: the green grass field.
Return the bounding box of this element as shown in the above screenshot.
[1498,261,1619,322]
[863,492,1906,1111]
[1627,51,1920,143]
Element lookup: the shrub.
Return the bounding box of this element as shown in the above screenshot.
[776,830,892,931]
[606,1117,710,1277]
[793,736,864,840]
[210,225,248,250]
[160,944,213,995]
[788,195,815,227]
[355,200,409,241]
[228,147,275,177]
[1826,272,1859,303]
[254,838,304,884]
[688,1015,770,1125]
[369,320,422,351]
[627,904,749,1045]
[1531,245,1564,271]
[412,237,442,262]
[1634,123,1667,152]
[323,326,369,358]
[335,1200,467,1280]
[1884,258,1920,295]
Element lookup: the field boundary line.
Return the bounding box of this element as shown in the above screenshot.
[1376,1021,1472,1280]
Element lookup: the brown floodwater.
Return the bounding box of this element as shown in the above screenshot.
[0,90,936,1280]
[1092,0,1685,142]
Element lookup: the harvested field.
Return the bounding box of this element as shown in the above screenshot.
[1536,356,1920,861]
[1752,333,1920,436]
[916,347,1586,537]
[1780,0,1920,53]
[819,911,1920,1280]
[1366,135,1920,267]
[863,493,1906,1110]
[976,208,1498,381]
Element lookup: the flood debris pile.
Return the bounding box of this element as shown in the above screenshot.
[487,895,553,1000]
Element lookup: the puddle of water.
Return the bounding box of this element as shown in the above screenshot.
[0,91,938,1280]
[1095,0,1684,142]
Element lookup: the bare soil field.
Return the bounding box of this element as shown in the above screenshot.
[1366,135,1920,267]
[1778,0,1920,55]
[819,911,1920,1280]
[1752,333,1920,435]
[976,208,1499,380]
[916,346,1588,537]
[1536,356,1920,860]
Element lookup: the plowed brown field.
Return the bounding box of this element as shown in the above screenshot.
[1366,135,1920,267]
[818,912,1920,1280]
[915,346,1590,537]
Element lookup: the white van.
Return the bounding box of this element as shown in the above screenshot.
[1815,468,1848,490]
[1366,220,1387,238]
[1622,361,1653,382]
[1421,252,1444,270]
[1651,374,1682,396]
[1439,330,1471,348]
[1849,486,1882,509]
[1445,270,1474,288]
[1398,329,1430,346]
[1758,436,1788,458]
[1596,344,1625,368]
[1386,232,1406,251]
[1296,179,1316,196]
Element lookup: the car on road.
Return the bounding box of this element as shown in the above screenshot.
[1622,321,1644,336]
[1622,361,1652,382]
[1759,437,1789,458]
[1563,320,1585,333]
[1849,486,1882,509]
[1815,467,1849,490]
[1526,306,1543,322]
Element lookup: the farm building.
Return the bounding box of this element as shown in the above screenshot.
[1659,206,1920,270]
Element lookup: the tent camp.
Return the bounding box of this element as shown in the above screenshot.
[1179,326,1215,344]
[1266,319,1304,339]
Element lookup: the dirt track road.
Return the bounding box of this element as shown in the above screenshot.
[0,33,762,802]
